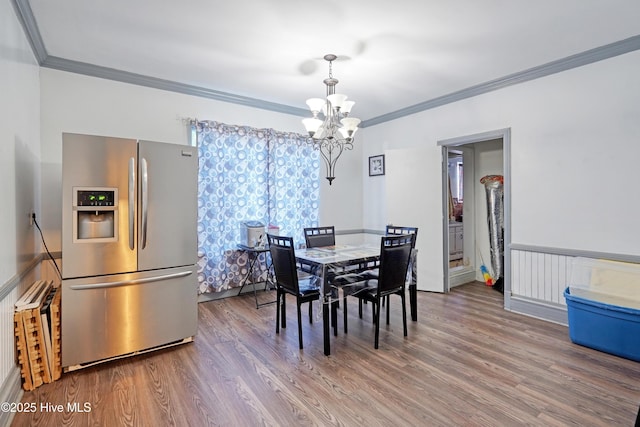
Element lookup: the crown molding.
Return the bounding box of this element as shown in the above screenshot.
[12,0,47,63]
[362,35,640,127]
[41,55,309,116]
[13,0,640,127]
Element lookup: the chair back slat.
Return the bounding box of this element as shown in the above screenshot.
[304,226,336,248]
[386,225,418,248]
[268,234,299,294]
[377,234,415,294]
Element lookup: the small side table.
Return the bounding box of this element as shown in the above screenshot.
[237,244,275,308]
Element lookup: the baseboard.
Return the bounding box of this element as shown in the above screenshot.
[449,269,476,288]
[198,288,237,302]
[198,282,269,303]
[0,368,23,427]
[508,295,568,326]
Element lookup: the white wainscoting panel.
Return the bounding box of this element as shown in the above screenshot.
[511,249,574,306]
[0,258,42,409]
[1,286,20,388]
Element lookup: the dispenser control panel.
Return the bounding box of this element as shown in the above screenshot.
[76,190,116,207]
[72,187,119,242]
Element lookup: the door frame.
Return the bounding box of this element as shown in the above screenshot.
[437,128,512,310]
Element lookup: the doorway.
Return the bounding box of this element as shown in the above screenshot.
[446,148,476,285]
[438,129,511,309]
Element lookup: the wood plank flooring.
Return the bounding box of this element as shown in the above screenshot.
[10,282,640,426]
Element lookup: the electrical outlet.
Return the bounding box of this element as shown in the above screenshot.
[29,211,35,226]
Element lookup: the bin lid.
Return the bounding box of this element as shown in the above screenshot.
[242,220,264,228]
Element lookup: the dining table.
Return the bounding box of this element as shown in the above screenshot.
[295,243,418,356]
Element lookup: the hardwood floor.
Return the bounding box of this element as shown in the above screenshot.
[11,282,640,426]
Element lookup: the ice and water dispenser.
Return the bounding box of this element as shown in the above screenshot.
[72,188,119,242]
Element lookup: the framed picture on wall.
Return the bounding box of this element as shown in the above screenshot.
[369,154,385,176]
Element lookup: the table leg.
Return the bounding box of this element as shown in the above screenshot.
[323,295,331,355]
[409,251,417,321]
[248,253,261,308]
[239,250,275,309]
[237,252,257,297]
[321,265,331,356]
[409,284,417,321]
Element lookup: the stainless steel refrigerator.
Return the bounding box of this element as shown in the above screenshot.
[61,133,198,370]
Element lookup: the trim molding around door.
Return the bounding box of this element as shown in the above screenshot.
[438,128,512,310]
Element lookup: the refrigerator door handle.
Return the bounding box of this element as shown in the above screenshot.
[68,270,192,290]
[128,157,136,250]
[141,157,148,249]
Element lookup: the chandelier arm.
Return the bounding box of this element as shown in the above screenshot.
[320,139,348,185]
[318,141,336,184]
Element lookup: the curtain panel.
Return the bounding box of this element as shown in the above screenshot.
[196,121,320,294]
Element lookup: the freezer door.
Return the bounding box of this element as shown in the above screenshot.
[61,266,197,368]
[137,140,198,271]
[62,133,138,278]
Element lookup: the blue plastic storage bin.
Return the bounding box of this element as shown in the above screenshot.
[564,287,640,362]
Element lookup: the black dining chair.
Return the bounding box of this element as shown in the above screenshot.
[386,225,419,241]
[360,225,418,277]
[268,234,321,350]
[357,225,418,319]
[303,225,347,335]
[374,225,418,269]
[304,226,336,248]
[298,226,336,275]
[341,233,415,348]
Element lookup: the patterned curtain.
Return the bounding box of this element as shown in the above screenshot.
[196,121,320,294]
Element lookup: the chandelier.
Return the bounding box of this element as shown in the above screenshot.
[302,54,361,185]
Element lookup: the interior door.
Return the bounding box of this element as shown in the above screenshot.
[137,140,198,271]
[385,148,444,292]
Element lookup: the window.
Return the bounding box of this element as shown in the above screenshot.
[196,121,320,293]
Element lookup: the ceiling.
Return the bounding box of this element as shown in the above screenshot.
[20,0,640,124]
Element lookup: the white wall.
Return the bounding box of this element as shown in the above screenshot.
[1,1,41,283]
[1,0,42,414]
[39,69,364,252]
[362,50,640,297]
[510,56,640,254]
